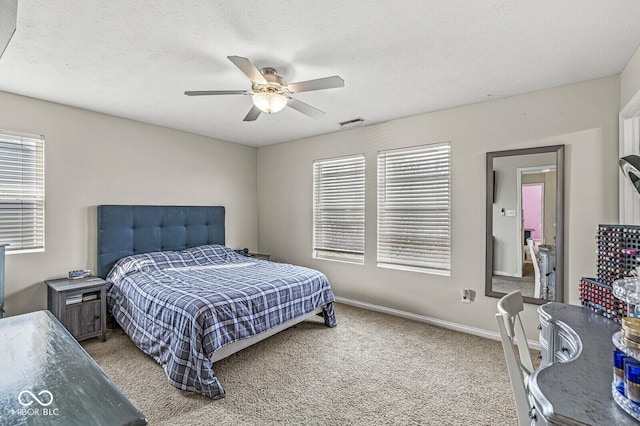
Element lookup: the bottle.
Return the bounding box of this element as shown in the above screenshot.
[625,358,640,403]
[614,349,626,390]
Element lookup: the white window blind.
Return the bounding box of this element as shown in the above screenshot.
[377,142,451,274]
[313,155,365,264]
[0,131,45,253]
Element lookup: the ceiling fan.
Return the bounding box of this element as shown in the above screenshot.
[185,56,344,122]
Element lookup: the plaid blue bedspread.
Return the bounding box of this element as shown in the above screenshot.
[106,245,336,399]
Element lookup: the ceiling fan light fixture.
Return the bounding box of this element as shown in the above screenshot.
[252,92,287,114]
[185,56,344,121]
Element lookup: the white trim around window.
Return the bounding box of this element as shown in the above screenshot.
[313,154,365,264]
[377,142,451,275]
[0,130,45,253]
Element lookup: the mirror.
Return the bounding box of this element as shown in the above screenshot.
[485,145,564,304]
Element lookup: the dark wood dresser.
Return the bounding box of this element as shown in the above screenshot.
[0,310,146,425]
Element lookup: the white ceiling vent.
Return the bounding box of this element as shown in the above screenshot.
[339,118,364,130]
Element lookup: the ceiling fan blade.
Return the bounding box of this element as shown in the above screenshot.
[184,90,249,96]
[227,56,267,84]
[287,98,324,119]
[243,105,262,122]
[287,76,344,93]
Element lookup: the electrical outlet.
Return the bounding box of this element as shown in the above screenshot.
[506,209,516,217]
[461,288,472,303]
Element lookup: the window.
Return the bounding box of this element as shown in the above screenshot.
[313,155,365,264]
[377,142,451,274]
[0,131,45,253]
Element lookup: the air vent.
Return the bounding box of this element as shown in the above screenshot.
[339,118,364,129]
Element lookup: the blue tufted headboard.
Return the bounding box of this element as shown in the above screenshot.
[97,205,225,278]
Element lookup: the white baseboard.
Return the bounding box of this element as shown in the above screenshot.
[334,296,541,350]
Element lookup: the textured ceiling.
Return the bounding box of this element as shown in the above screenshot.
[1,1,640,147]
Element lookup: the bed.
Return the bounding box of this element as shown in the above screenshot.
[97,205,337,399]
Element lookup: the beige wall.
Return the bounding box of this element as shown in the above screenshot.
[0,73,626,338]
[0,90,258,316]
[621,44,640,108]
[257,76,620,339]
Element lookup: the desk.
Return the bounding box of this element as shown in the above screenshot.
[0,310,146,425]
[531,303,635,425]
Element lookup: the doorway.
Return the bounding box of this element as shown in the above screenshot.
[515,165,555,278]
[522,183,544,247]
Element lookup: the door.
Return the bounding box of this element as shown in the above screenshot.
[522,183,544,245]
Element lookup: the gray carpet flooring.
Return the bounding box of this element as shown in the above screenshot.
[492,262,536,298]
[82,303,518,425]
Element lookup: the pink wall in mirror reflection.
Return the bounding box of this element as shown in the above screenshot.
[522,184,543,241]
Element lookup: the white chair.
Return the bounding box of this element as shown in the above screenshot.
[496,291,537,425]
[527,239,541,298]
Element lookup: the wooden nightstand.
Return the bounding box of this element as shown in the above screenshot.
[46,276,107,342]
[244,252,271,260]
